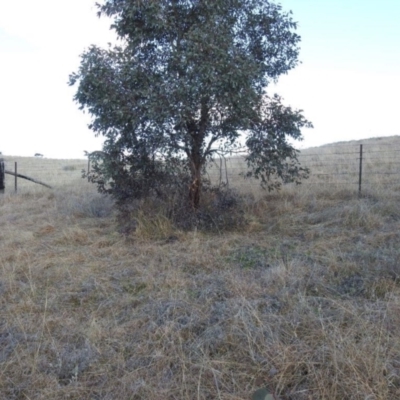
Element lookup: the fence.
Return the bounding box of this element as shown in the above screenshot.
[206,142,400,194]
[1,142,400,194]
[0,158,88,193]
[297,143,400,193]
[84,143,400,195]
[1,160,20,192]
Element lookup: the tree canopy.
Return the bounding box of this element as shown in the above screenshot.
[69,0,312,210]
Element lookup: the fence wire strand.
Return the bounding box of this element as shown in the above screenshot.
[2,143,400,193]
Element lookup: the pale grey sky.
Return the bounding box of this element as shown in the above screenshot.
[1,0,399,158]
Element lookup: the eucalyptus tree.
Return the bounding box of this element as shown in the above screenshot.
[69,0,312,209]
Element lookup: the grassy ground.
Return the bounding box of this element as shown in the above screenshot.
[1,137,400,399]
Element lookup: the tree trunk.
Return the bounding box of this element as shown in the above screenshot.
[188,134,203,210]
[187,99,209,210]
[189,161,201,210]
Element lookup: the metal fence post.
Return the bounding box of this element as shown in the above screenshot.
[358,144,363,197]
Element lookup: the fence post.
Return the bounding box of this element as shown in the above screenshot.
[14,162,18,192]
[358,144,363,197]
[87,157,90,181]
[0,159,4,194]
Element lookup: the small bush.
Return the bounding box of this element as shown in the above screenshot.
[62,165,78,171]
[116,184,248,236]
[186,185,248,232]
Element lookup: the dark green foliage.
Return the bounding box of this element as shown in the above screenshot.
[84,150,190,203]
[244,94,312,191]
[70,0,312,212]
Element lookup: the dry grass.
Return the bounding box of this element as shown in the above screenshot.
[1,137,400,399]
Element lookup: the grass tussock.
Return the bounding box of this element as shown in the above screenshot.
[1,137,400,399]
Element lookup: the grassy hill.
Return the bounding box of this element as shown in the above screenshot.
[1,136,400,399]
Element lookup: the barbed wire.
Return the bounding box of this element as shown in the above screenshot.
[301,162,359,167]
[361,158,400,161]
[301,156,400,161]
[362,150,400,154]
[292,182,400,186]
[299,151,360,157]
[299,149,400,157]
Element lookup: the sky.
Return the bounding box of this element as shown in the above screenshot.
[0,0,399,159]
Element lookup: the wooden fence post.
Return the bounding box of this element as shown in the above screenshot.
[358,144,363,197]
[15,162,17,192]
[0,159,4,193]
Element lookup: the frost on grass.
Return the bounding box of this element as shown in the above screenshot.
[39,338,99,386]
